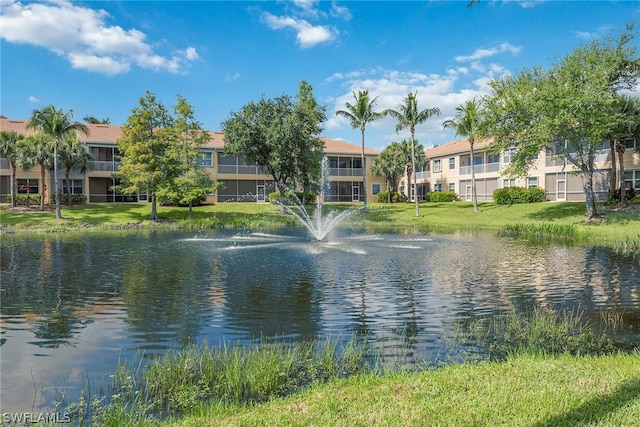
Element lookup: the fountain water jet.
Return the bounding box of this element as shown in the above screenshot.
[278,157,356,241]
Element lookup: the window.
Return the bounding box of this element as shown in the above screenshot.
[449,157,455,169]
[624,138,637,150]
[17,178,39,194]
[399,185,405,195]
[623,170,640,190]
[503,178,516,188]
[63,179,83,194]
[433,183,442,192]
[197,151,213,167]
[372,184,380,195]
[448,183,455,192]
[433,159,442,172]
[527,177,538,188]
[503,148,516,164]
[487,153,500,164]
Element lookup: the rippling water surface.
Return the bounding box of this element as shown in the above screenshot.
[1,228,639,412]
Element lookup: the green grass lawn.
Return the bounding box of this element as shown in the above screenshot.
[1,201,639,245]
[161,352,640,427]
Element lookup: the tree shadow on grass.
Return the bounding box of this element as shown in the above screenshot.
[526,202,587,222]
[532,377,640,426]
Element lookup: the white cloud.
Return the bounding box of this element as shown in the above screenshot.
[28,96,40,103]
[573,25,614,40]
[454,42,521,62]
[0,0,198,75]
[261,12,336,48]
[326,64,508,148]
[330,1,352,20]
[226,72,241,81]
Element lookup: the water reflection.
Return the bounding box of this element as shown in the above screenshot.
[0,229,638,412]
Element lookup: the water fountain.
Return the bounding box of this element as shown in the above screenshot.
[278,157,356,241]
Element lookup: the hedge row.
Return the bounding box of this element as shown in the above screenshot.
[493,187,546,205]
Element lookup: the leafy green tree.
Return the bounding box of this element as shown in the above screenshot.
[15,133,53,210]
[58,133,93,206]
[221,81,326,208]
[384,92,440,216]
[0,130,24,207]
[156,95,216,218]
[116,92,179,221]
[335,90,385,212]
[486,25,640,220]
[442,99,485,212]
[398,139,426,199]
[371,141,407,202]
[607,95,640,204]
[83,116,110,124]
[26,105,89,218]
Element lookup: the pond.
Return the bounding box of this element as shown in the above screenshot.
[1,228,639,413]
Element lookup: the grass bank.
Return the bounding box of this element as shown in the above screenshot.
[1,201,639,245]
[170,352,640,427]
[64,308,639,426]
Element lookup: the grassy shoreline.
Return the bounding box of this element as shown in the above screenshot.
[2,200,639,246]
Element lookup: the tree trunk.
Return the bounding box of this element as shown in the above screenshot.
[470,140,479,212]
[189,202,193,219]
[360,126,367,212]
[53,140,62,219]
[617,144,626,205]
[387,177,391,203]
[410,137,419,217]
[583,162,598,220]
[608,138,617,200]
[10,160,16,207]
[66,168,72,207]
[40,165,46,211]
[150,193,158,221]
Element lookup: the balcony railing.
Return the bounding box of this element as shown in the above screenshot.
[415,171,430,180]
[459,162,500,175]
[91,161,120,172]
[328,167,364,177]
[218,165,270,175]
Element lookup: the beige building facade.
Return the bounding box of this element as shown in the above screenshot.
[0,118,384,205]
[404,137,640,203]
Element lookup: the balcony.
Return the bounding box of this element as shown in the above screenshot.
[459,162,500,175]
[91,161,120,172]
[415,171,430,180]
[328,167,364,177]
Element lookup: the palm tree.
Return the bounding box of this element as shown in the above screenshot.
[335,90,384,212]
[59,133,93,206]
[16,134,53,211]
[27,105,89,219]
[384,92,440,216]
[443,99,484,213]
[0,130,24,207]
[370,141,406,203]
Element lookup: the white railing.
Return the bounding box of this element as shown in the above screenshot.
[459,162,500,175]
[328,168,364,177]
[91,161,120,172]
[415,171,430,180]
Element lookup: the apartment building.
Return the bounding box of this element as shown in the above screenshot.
[0,118,384,205]
[407,137,640,202]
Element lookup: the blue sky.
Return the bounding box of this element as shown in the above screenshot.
[1,0,639,150]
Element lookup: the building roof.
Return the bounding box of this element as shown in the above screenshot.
[425,137,495,158]
[0,118,376,156]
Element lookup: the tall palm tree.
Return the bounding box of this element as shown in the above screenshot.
[27,105,89,218]
[335,90,384,212]
[0,130,24,207]
[443,99,484,213]
[59,133,93,206]
[384,92,440,217]
[16,134,53,211]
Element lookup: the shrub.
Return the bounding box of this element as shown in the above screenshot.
[8,194,41,206]
[426,191,458,202]
[269,190,317,205]
[493,187,546,205]
[376,191,406,203]
[49,194,88,205]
